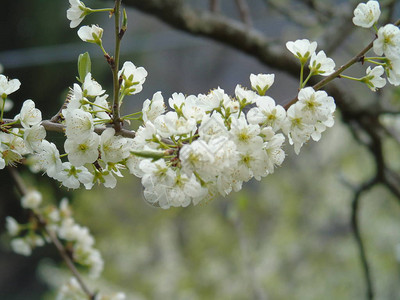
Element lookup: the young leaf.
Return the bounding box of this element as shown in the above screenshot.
[77,52,91,83]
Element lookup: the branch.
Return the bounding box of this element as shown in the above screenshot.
[209,0,219,13]
[350,177,377,300]
[7,166,96,300]
[234,0,252,26]
[2,119,136,139]
[123,0,299,76]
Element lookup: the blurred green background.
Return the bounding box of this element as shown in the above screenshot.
[1,0,400,299]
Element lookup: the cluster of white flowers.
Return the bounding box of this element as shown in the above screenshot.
[352,0,400,88]
[0,43,334,210]
[57,277,126,300]
[128,64,335,208]
[6,194,104,279]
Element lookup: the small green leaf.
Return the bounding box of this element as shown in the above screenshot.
[130,150,166,161]
[77,52,91,83]
[122,8,128,30]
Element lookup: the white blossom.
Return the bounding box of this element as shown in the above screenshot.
[82,72,105,97]
[118,61,148,95]
[3,99,13,112]
[373,24,400,60]
[235,85,257,105]
[5,216,20,236]
[11,238,31,256]
[100,128,129,163]
[64,132,100,166]
[385,58,400,86]
[78,25,103,44]
[57,277,86,300]
[64,108,94,142]
[23,124,46,153]
[263,132,286,174]
[282,103,314,154]
[93,94,111,120]
[309,50,335,76]
[286,39,317,63]
[142,91,166,123]
[247,96,286,131]
[182,95,206,121]
[198,87,231,111]
[35,140,63,178]
[67,0,87,28]
[352,0,381,28]
[230,115,263,151]
[0,154,5,170]
[15,99,42,129]
[296,87,335,125]
[55,162,94,189]
[154,111,196,138]
[250,73,275,95]
[0,75,21,98]
[168,92,186,110]
[363,66,386,91]
[21,190,42,209]
[180,140,215,177]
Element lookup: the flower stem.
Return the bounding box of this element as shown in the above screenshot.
[90,8,114,13]
[301,70,314,88]
[121,111,142,118]
[339,74,362,81]
[299,62,305,89]
[82,99,112,112]
[0,96,6,122]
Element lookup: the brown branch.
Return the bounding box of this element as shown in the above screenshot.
[264,0,316,27]
[7,166,96,299]
[234,0,252,26]
[45,228,96,299]
[2,119,136,139]
[209,0,219,13]
[350,177,378,300]
[122,0,299,76]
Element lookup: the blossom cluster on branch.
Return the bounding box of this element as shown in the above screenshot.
[1,0,399,298]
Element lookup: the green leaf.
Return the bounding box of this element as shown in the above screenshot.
[77,52,91,83]
[130,150,166,161]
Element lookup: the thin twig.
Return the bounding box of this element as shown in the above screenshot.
[234,0,252,26]
[7,166,96,300]
[350,178,378,300]
[210,0,219,12]
[50,92,72,123]
[45,227,96,299]
[2,118,136,138]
